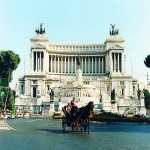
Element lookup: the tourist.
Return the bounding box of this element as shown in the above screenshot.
[66,103,71,114]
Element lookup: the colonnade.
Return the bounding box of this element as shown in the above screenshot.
[32,51,44,72]
[111,52,123,73]
[49,55,106,74]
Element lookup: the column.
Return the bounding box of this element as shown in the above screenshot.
[82,57,83,71]
[60,56,62,73]
[65,56,66,73]
[99,56,100,73]
[122,52,124,73]
[54,55,56,73]
[85,57,86,73]
[43,51,46,72]
[75,57,76,71]
[36,52,38,72]
[71,57,73,73]
[112,53,114,72]
[117,53,119,73]
[32,51,34,72]
[109,52,112,73]
[50,55,52,73]
[88,57,90,73]
[41,52,43,71]
[102,56,104,73]
[114,53,116,72]
[39,52,41,71]
[95,56,97,73]
[68,56,69,73]
[58,56,59,73]
[120,53,122,72]
[92,57,93,73]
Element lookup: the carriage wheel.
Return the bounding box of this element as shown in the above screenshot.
[62,119,66,132]
[71,122,75,131]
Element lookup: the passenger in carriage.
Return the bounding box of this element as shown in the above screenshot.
[66,103,71,114]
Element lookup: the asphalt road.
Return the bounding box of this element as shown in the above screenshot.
[1,116,150,150]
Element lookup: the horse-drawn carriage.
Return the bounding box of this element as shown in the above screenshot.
[62,101,94,133]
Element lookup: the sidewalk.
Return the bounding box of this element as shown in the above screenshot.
[0,119,11,130]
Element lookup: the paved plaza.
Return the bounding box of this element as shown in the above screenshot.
[0,117,150,150]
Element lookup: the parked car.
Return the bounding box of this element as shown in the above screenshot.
[5,113,12,119]
[16,113,23,118]
[23,112,30,118]
[1,113,12,119]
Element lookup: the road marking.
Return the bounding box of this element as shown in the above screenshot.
[0,120,11,130]
[25,119,44,123]
[4,120,16,130]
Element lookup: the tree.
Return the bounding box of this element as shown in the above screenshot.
[144,54,150,68]
[143,89,150,110]
[0,87,16,114]
[137,89,141,99]
[0,50,20,111]
[0,50,20,82]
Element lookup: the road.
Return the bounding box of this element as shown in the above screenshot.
[1,116,150,150]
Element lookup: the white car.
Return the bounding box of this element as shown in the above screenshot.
[23,113,30,118]
[5,113,12,119]
[16,113,23,118]
[1,113,12,119]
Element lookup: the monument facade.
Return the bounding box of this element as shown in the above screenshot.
[15,24,146,116]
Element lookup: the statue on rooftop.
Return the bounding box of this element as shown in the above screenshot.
[109,24,119,36]
[35,23,45,34]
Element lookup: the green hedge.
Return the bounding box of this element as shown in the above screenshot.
[91,113,150,124]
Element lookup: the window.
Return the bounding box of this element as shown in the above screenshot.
[120,81,124,85]
[84,81,89,85]
[120,88,124,96]
[33,80,37,84]
[21,84,24,94]
[33,87,37,98]
[107,85,109,92]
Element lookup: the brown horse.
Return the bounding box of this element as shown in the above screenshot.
[72,101,94,133]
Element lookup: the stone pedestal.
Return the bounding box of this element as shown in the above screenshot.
[49,102,55,116]
[76,69,83,81]
[58,101,63,115]
[111,100,117,113]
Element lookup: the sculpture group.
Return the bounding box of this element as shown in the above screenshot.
[35,23,45,34]
[109,24,119,36]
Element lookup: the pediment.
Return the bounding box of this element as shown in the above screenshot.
[109,44,124,50]
[76,85,83,88]
[31,43,46,49]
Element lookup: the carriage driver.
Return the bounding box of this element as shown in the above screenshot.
[70,97,78,117]
[71,97,76,107]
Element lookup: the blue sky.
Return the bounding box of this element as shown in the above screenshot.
[0,0,150,89]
